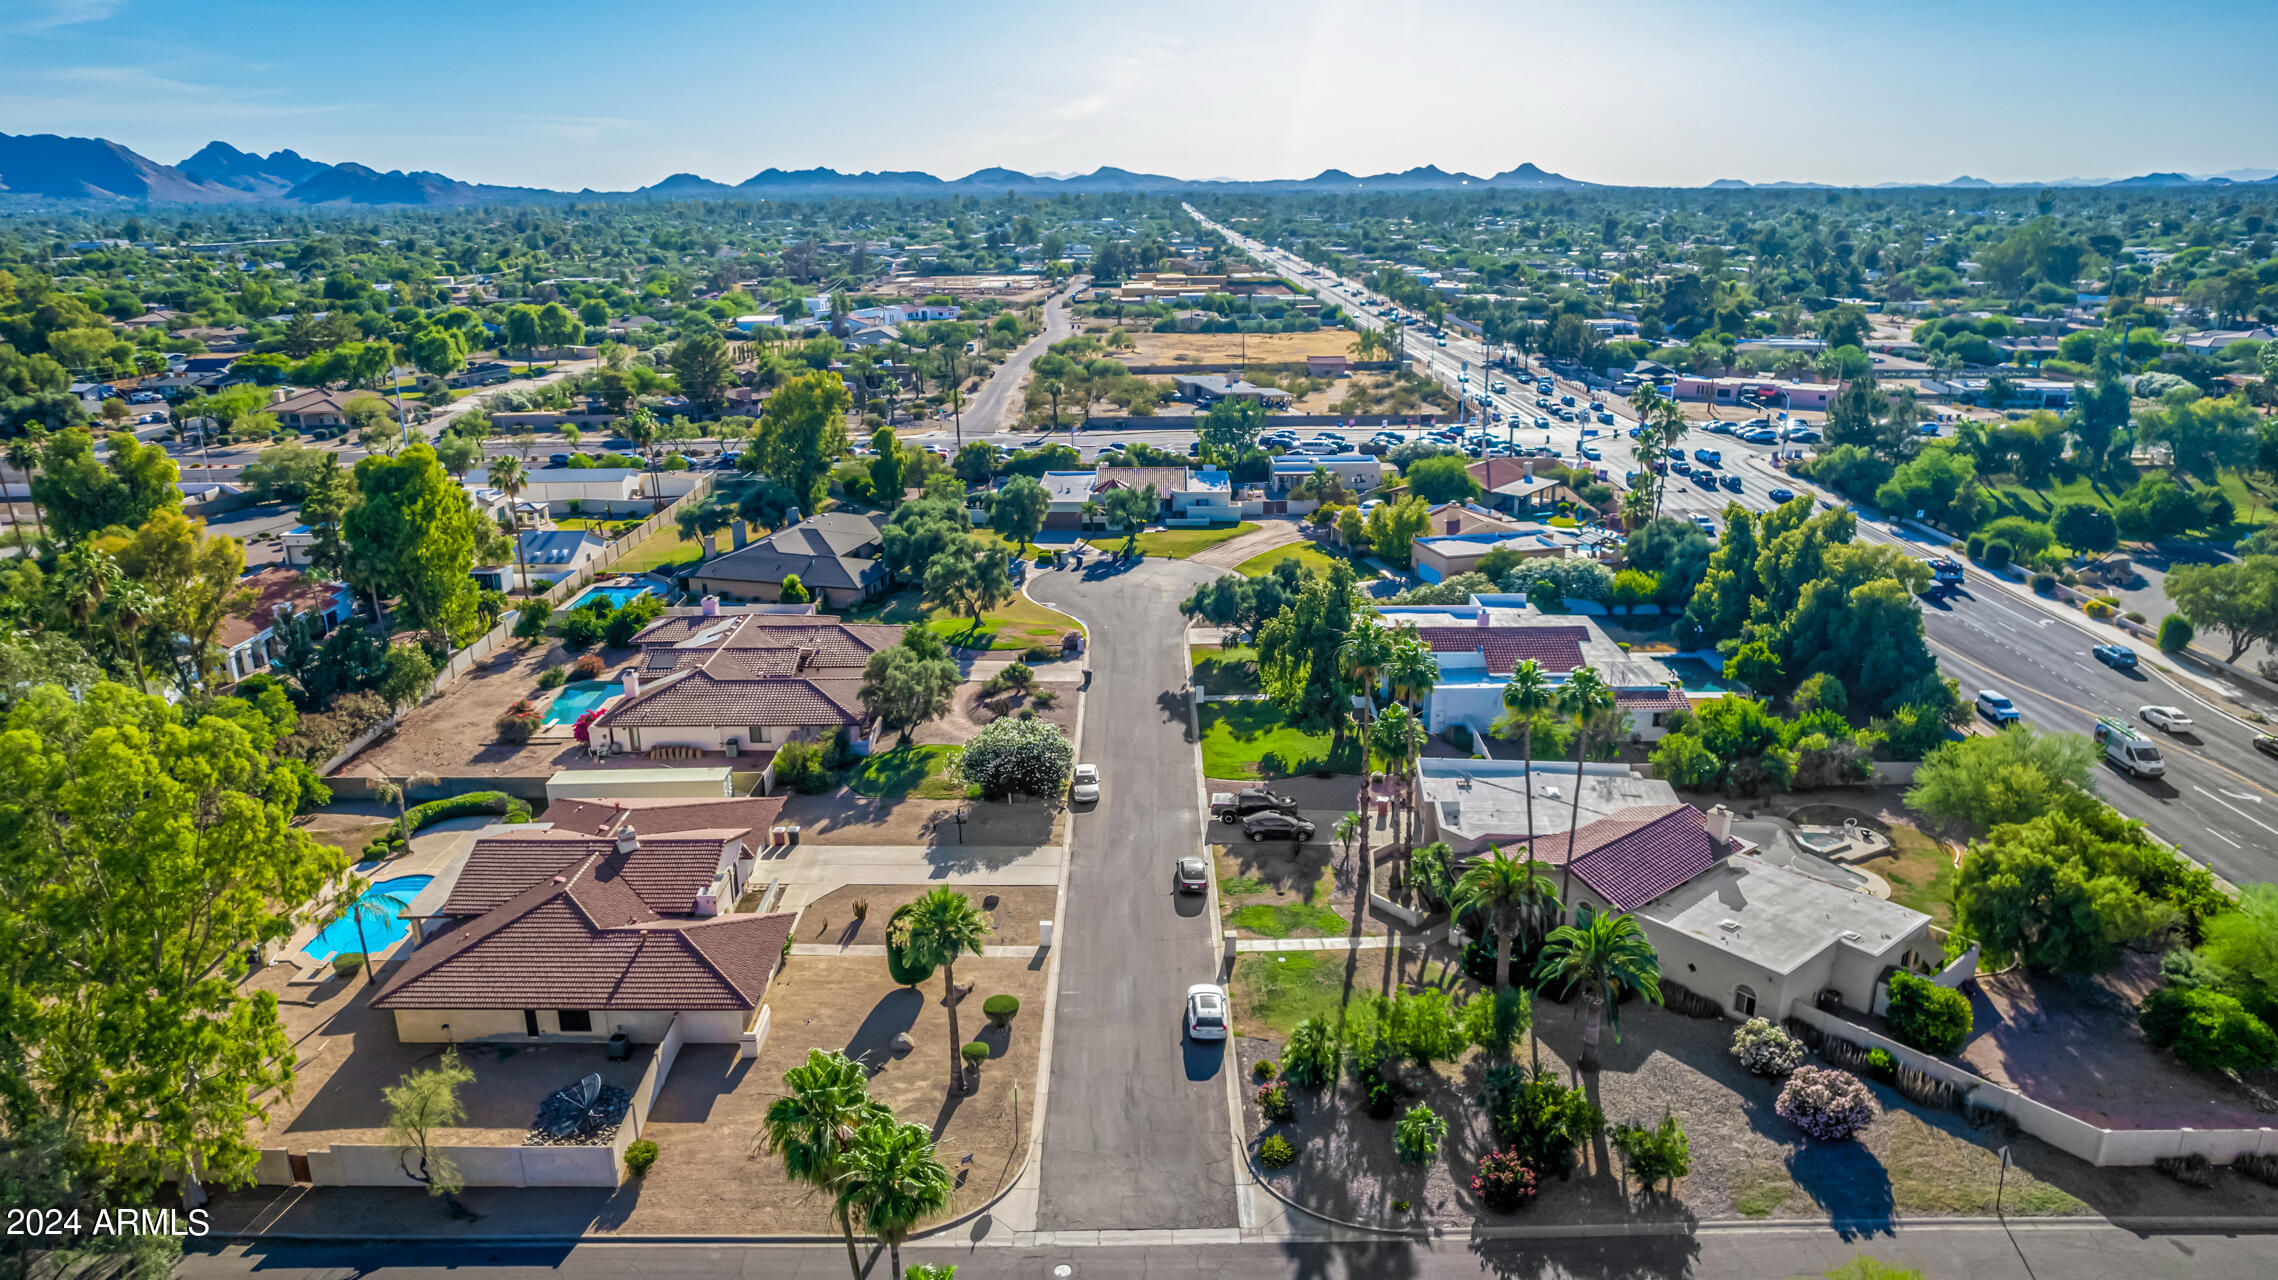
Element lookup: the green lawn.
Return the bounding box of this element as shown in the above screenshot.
[612,528,722,575]
[853,587,1080,652]
[1984,466,2278,533]
[1118,522,1258,559]
[1227,902,1349,939]
[845,745,972,800]
[1229,950,1358,1037]
[1197,700,1363,779]
[1190,644,1261,696]
[1234,542,1349,578]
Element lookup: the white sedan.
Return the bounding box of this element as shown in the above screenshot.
[1070,763,1100,804]
[1185,983,1229,1041]
[2139,706,2195,734]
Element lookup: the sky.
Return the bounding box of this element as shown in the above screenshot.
[5,0,2275,191]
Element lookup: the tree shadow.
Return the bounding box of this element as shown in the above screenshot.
[1157,688,1198,739]
[1470,1231,1704,1280]
[843,988,923,1069]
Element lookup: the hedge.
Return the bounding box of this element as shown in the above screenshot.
[885,903,937,986]
[1885,970,1972,1056]
[365,790,532,856]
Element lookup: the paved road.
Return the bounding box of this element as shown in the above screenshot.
[177,1221,2278,1279]
[962,278,1084,441]
[1024,555,1239,1230]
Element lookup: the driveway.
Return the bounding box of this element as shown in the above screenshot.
[1023,554,1240,1230]
[963,278,1082,436]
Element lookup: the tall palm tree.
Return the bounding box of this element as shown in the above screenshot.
[1368,703,1424,854]
[891,888,993,1093]
[487,455,530,593]
[1453,848,1559,993]
[1554,666,1617,906]
[330,876,411,985]
[1337,617,1393,723]
[1533,911,1663,1071]
[1382,630,1436,841]
[54,547,121,649]
[834,1117,954,1280]
[5,428,48,543]
[1499,660,1557,848]
[759,1048,891,1280]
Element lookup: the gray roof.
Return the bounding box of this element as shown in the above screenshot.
[512,529,606,565]
[688,513,885,590]
[1417,759,1678,855]
[1635,855,1930,975]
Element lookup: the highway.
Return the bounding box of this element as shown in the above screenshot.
[1190,208,2278,885]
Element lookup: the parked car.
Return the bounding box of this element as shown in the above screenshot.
[1240,811,1316,843]
[2092,644,2139,670]
[1975,690,2021,725]
[1175,857,1209,894]
[2139,705,2194,734]
[1212,788,1297,823]
[550,453,572,467]
[1742,429,1779,444]
[1185,983,1229,1040]
[1071,763,1100,804]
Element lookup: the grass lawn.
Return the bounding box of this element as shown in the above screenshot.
[845,745,973,800]
[1234,542,1348,578]
[1227,948,1399,1037]
[1121,522,1258,559]
[1198,701,1363,779]
[1227,903,1349,939]
[612,528,721,575]
[1984,466,2278,533]
[1191,644,1261,696]
[1215,841,1348,939]
[854,588,1079,652]
[1870,821,1959,927]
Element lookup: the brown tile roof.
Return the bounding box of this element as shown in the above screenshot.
[543,794,784,842]
[440,829,743,918]
[598,668,865,730]
[1413,625,1588,674]
[215,566,350,649]
[631,614,901,677]
[1424,502,1523,537]
[1615,688,1691,714]
[1095,466,1186,495]
[1523,804,1754,911]
[374,853,795,1013]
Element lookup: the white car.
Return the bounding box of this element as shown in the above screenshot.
[1185,983,1229,1041]
[2139,706,2195,734]
[1071,763,1100,804]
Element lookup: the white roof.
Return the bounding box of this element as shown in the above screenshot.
[1635,854,1930,975]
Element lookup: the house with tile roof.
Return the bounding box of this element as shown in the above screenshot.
[678,512,888,608]
[1372,602,1689,743]
[1466,457,1582,517]
[216,565,359,683]
[266,386,378,432]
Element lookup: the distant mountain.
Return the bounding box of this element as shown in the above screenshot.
[1941,176,1996,188]
[1486,162,1589,188]
[0,131,243,201]
[179,141,330,196]
[2106,171,2221,187]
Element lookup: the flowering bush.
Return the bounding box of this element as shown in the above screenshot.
[495,700,542,743]
[570,652,607,681]
[1256,1080,1295,1123]
[1776,1067,1878,1141]
[1470,1149,1538,1211]
[1730,1018,1805,1076]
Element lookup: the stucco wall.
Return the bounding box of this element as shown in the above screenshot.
[391,1007,683,1044]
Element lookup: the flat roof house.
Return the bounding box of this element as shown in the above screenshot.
[471,465,645,517]
[1268,453,1384,494]
[678,512,888,609]
[473,529,609,591]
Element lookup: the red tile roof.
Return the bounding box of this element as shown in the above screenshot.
[1615,688,1691,714]
[1525,804,1726,911]
[441,830,740,918]
[215,566,350,649]
[1414,625,1588,673]
[374,853,795,1013]
[543,794,784,842]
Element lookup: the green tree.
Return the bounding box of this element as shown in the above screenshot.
[754,369,853,512]
[758,1049,891,1279]
[670,330,735,414]
[1534,911,1664,1071]
[1554,667,1618,903]
[1196,394,1265,461]
[868,425,906,509]
[1680,505,1758,645]
[29,429,179,543]
[385,1046,477,1218]
[1952,813,2177,973]
[487,455,531,590]
[377,643,437,715]
[779,573,810,603]
[1455,848,1560,993]
[343,443,484,641]
[1406,454,1481,504]
[2164,558,2278,663]
[1363,495,1433,565]
[1905,726,2099,832]
[1255,562,1360,749]
[2050,500,2119,558]
[834,1118,955,1280]
[921,535,1015,627]
[1095,482,1159,555]
[1495,658,1557,835]
[989,474,1050,552]
[890,889,993,1093]
[861,631,961,743]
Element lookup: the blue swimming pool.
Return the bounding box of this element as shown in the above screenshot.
[301,875,433,962]
[567,583,652,611]
[545,680,622,726]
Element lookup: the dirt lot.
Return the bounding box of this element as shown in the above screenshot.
[778,790,1065,847]
[1121,330,1358,365]
[881,275,1056,305]
[346,639,600,779]
[797,884,1057,949]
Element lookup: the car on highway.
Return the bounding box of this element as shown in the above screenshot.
[1918,422,1943,436]
[2092,643,2139,670]
[1692,471,1718,489]
[1186,984,1230,1041]
[1588,399,1604,411]
[1692,515,1718,537]
[1491,381,1507,393]
[1579,444,1601,460]
[1670,459,1692,475]
[1175,856,1209,894]
[1975,690,2021,725]
[1240,811,1316,843]
[1768,487,1796,503]
[1436,336,1447,346]
[2255,734,2278,760]
[1720,474,1743,491]
[1693,448,1721,465]
[1071,763,1100,804]
[1560,395,1576,407]
[2139,705,2194,733]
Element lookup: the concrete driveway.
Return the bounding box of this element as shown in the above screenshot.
[1023,554,1240,1230]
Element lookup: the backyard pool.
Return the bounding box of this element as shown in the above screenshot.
[545,680,622,726]
[567,583,652,611]
[301,875,433,962]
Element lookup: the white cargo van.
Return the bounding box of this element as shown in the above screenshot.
[2093,717,2166,778]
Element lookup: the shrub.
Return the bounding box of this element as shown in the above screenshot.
[1609,1111,1692,1193]
[1021,644,1056,663]
[399,791,529,836]
[559,610,605,650]
[495,700,542,743]
[2030,571,2056,594]
[1982,540,2013,570]
[1471,1149,1538,1211]
[1281,1016,1341,1087]
[513,599,553,642]
[961,1041,990,1066]
[1730,1018,1805,1076]
[773,739,835,793]
[982,662,1035,696]
[1885,970,1973,1055]
[1256,1080,1295,1123]
[1362,1072,1398,1120]
[1252,1059,1276,1080]
[1479,1065,1602,1178]
[329,953,365,979]
[1032,689,1058,708]
[2236,1152,2278,1187]
[624,1139,659,1177]
[2154,1153,2216,1187]
[954,716,1074,798]
[1965,533,1986,560]
[1258,1134,1296,1169]
[983,994,1020,1027]
[1775,1067,1878,1142]
[2138,986,2278,1074]
[1394,1103,1448,1165]
[2158,614,2194,653]
[1865,1048,1898,1082]
[570,652,607,681]
[537,665,569,690]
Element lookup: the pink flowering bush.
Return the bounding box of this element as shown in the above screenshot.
[1775,1066,1878,1141]
[1471,1148,1538,1211]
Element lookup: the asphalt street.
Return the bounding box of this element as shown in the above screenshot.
[175,1220,2278,1279]
[1025,555,1241,1231]
[962,278,1083,438]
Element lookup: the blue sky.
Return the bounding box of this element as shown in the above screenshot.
[5,0,2274,189]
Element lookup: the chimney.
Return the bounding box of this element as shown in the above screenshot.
[731,520,749,549]
[796,646,817,671]
[615,822,640,856]
[1475,608,1489,628]
[785,507,802,526]
[1445,517,1459,535]
[1706,804,1734,852]
[621,667,640,699]
[271,387,287,404]
[701,594,720,617]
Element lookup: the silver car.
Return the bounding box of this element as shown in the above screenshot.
[1185,983,1229,1041]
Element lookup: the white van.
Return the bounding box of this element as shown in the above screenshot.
[2093,718,2166,778]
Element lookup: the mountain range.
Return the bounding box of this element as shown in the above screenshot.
[1,132,2271,206]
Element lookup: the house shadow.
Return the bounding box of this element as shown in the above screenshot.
[644,1044,750,1125]
[843,989,924,1070]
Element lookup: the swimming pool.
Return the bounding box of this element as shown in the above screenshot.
[567,583,652,611]
[301,875,433,962]
[545,680,622,726]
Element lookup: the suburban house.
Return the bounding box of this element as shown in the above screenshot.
[1039,471,1100,530]
[1670,377,1840,410]
[473,528,609,591]
[375,797,798,1049]
[1168,467,1240,523]
[587,606,901,760]
[1409,524,1604,582]
[678,512,889,608]
[1421,502,1527,539]
[215,565,359,683]
[1921,376,2077,410]
[1468,458,1583,517]
[1375,597,1686,741]
[1171,374,1294,408]
[1306,354,1352,377]
[267,387,370,432]
[1414,759,1938,1023]
[1267,453,1384,494]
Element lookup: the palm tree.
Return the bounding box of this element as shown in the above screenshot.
[5,428,48,543]
[1367,704,1424,854]
[1498,660,1557,848]
[1382,630,1436,841]
[1454,848,1559,992]
[105,581,158,693]
[53,547,121,649]
[834,1117,954,1280]
[1554,666,1617,906]
[758,1048,890,1279]
[488,455,530,593]
[891,888,993,1093]
[1337,617,1393,723]
[330,876,411,985]
[1533,911,1663,1071]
